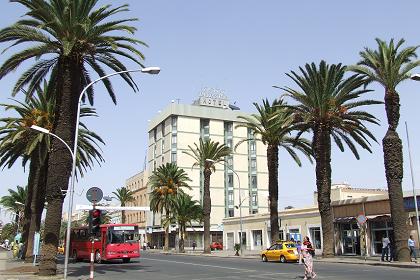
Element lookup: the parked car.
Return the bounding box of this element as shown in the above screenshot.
[260,242,298,263]
[57,245,64,255]
[210,242,223,250]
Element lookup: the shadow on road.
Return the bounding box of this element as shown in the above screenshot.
[67,260,159,277]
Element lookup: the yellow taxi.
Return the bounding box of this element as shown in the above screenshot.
[260,242,299,263]
[57,245,65,255]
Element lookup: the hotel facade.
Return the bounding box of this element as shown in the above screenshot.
[126,92,269,248]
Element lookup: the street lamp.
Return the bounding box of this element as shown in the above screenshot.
[31,66,160,279]
[205,159,244,256]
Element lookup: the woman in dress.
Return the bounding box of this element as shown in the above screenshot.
[302,236,316,279]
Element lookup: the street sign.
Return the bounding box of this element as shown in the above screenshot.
[86,187,103,203]
[356,214,367,226]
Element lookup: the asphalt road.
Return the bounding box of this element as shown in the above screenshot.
[66,251,420,280]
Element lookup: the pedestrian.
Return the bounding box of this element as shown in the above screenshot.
[296,240,303,265]
[301,236,316,279]
[388,235,395,262]
[381,235,390,261]
[143,241,147,251]
[408,235,417,261]
[192,240,197,251]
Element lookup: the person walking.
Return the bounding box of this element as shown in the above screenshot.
[296,240,303,264]
[381,235,390,262]
[408,235,417,262]
[192,241,197,252]
[301,236,316,279]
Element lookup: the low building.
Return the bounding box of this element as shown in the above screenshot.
[223,184,419,256]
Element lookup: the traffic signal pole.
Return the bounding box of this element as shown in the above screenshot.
[90,203,96,280]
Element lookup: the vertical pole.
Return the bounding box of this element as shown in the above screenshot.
[405,122,420,245]
[90,203,96,280]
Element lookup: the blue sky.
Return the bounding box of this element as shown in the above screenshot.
[1,1,420,222]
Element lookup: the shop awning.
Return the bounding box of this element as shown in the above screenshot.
[334,217,355,223]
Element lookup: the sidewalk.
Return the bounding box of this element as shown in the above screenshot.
[0,249,63,280]
[146,248,420,269]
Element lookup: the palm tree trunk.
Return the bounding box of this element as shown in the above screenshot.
[267,144,279,244]
[21,158,38,259]
[121,209,126,224]
[179,226,185,253]
[163,212,171,251]
[25,160,47,262]
[313,125,334,257]
[383,90,410,261]
[39,57,81,276]
[203,169,212,254]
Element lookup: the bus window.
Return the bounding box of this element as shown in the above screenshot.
[108,227,139,244]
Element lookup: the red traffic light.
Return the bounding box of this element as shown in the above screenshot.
[92,209,101,218]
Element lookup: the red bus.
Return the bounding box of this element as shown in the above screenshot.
[70,224,140,263]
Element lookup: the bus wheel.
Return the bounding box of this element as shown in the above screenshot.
[123,258,130,263]
[72,250,79,263]
[95,250,102,264]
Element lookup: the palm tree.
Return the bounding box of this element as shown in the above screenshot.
[172,193,203,253]
[0,83,105,260]
[236,99,312,243]
[149,163,191,251]
[0,0,146,274]
[282,61,380,257]
[183,139,231,253]
[0,186,27,227]
[347,38,420,261]
[112,187,137,224]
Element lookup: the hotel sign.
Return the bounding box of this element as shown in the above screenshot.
[198,87,230,109]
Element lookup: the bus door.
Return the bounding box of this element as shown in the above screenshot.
[101,228,106,259]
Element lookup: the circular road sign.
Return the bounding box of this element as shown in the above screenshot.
[86,187,103,204]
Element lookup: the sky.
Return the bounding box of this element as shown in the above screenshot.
[1,0,420,223]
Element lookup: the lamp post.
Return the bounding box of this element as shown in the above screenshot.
[205,159,244,256]
[31,66,160,279]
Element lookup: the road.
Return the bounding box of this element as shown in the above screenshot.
[66,252,420,280]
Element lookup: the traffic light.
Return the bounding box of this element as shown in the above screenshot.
[89,209,102,236]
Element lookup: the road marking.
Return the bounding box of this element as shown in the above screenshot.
[141,257,257,272]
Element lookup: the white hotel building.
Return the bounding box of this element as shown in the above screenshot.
[142,93,269,249]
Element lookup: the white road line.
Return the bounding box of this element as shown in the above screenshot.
[141,257,257,272]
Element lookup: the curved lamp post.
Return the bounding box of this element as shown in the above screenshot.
[205,158,244,256]
[31,66,160,279]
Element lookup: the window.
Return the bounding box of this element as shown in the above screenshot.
[239,232,246,246]
[201,119,210,136]
[228,191,234,205]
[225,122,233,137]
[228,209,234,217]
[171,134,177,148]
[250,141,256,153]
[252,209,258,214]
[153,145,157,157]
[309,227,322,249]
[162,139,165,153]
[162,123,165,136]
[251,193,258,206]
[251,175,257,188]
[171,116,177,131]
[227,157,233,169]
[154,129,157,142]
[250,158,257,169]
[227,174,234,188]
[171,152,177,163]
[226,138,233,148]
[279,230,284,241]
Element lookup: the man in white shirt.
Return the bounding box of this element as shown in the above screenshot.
[381,236,390,261]
[408,235,417,261]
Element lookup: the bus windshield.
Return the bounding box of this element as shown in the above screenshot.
[108,226,139,244]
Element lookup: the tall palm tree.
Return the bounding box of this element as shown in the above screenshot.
[0,0,146,274]
[236,99,312,243]
[282,61,380,257]
[112,187,137,224]
[0,186,27,226]
[149,162,191,251]
[183,139,231,254]
[0,83,105,260]
[172,193,203,253]
[348,38,420,261]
